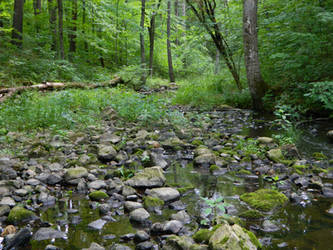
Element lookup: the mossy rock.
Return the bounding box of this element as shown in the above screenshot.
[7,206,36,224]
[242,228,262,249]
[209,165,221,172]
[143,196,164,211]
[267,148,284,163]
[239,210,264,219]
[240,189,288,212]
[177,184,195,194]
[193,229,212,244]
[313,152,327,160]
[192,139,204,146]
[88,191,109,201]
[237,169,252,175]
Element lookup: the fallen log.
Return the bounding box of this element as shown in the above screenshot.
[0,76,124,103]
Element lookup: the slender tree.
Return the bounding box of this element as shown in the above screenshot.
[82,0,88,52]
[186,0,242,89]
[167,0,175,82]
[148,0,162,77]
[12,0,24,47]
[33,0,42,33]
[57,0,64,59]
[140,0,146,83]
[48,0,57,52]
[69,0,78,56]
[243,0,267,110]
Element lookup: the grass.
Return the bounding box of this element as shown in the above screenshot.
[172,75,252,109]
[0,87,188,132]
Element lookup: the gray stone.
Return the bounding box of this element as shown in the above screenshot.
[110,244,132,250]
[122,185,136,196]
[194,154,216,166]
[124,201,143,212]
[98,145,117,161]
[262,220,280,232]
[0,197,16,207]
[163,220,183,234]
[171,210,191,224]
[258,137,274,144]
[151,152,168,169]
[15,189,28,197]
[26,179,40,186]
[0,186,10,197]
[33,227,66,241]
[125,167,166,188]
[48,163,63,172]
[129,208,150,224]
[47,174,62,185]
[327,130,333,141]
[146,187,180,202]
[0,205,10,216]
[134,231,150,243]
[88,219,107,230]
[82,242,105,250]
[88,180,107,190]
[136,241,154,250]
[65,167,88,181]
[3,228,31,250]
[38,193,56,206]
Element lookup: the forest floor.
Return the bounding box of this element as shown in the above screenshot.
[0,84,332,249]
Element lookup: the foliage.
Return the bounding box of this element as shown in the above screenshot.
[235,138,266,158]
[304,81,333,114]
[200,196,229,225]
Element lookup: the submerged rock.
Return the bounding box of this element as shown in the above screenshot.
[240,189,288,212]
[125,166,166,188]
[209,224,261,250]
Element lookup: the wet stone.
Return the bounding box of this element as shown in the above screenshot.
[322,187,333,198]
[129,208,150,225]
[103,234,116,240]
[0,197,15,207]
[33,227,66,241]
[124,201,143,212]
[120,233,135,241]
[88,180,107,190]
[135,241,154,250]
[163,220,183,234]
[134,231,150,243]
[262,220,280,232]
[88,219,107,230]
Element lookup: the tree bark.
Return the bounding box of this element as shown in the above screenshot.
[140,0,146,84]
[48,0,57,52]
[243,0,267,111]
[82,0,88,52]
[69,0,78,55]
[148,0,162,77]
[167,0,175,82]
[57,0,64,59]
[33,0,42,33]
[12,0,24,47]
[174,0,179,45]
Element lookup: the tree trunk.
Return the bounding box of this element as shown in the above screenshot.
[167,0,175,82]
[181,0,187,67]
[148,0,162,77]
[12,0,24,47]
[140,0,146,84]
[33,0,42,33]
[82,0,88,52]
[57,0,64,59]
[115,0,120,65]
[48,0,57,52]
[69,0,77,56]
[243,0,267,111]
[174,0,179,45]
[214,49,220,75]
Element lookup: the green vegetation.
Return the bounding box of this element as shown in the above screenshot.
[143,196,164,210]
[193,229,212,244]
[240,189,288,212]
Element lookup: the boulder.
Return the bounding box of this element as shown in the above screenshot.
[3,228,31,250]
[267,149,284,163]
[88,219,107,230]
[194,154,216,167]
[88,180,107,190]
[7,206,36,224]
[146,187,180,202]
[209,224,261,250]
[129,208,150,224]
[125,166,166,188]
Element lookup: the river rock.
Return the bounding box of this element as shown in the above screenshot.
[258,137,274,144]
[262,220,280,232]
[146,187,180,202]
[48,163,63,172]
[98,145,117,161]
[46,174,62,185]
[0,197,15,207]
[129,208,150,224]
[0,205,10,216]
[0,186,10,197]
[171,210,191,224]
[327,130,333,141]
[88,180,107,190]
[124,201,143,212]
[38,192,56,206]
[163,220,183,234]
[122,185,136,196]
[136,241,154,250]
[322,187,333,198]
[3,228,31,250]
[83,242,105,250]
[125,166,166,188]
[267,149,284,162]
[33,227,66,241]
[110,244,132,250]
[65,167,88,181]
[88,219,107,230]
[209,223,260,250]
[134,231,150,243]
[194,154,216,167]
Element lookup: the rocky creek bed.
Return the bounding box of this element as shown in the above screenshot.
[0,104,332,250]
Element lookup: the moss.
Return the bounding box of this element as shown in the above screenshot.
[177,184,194,194]
[237,169,252,175]
[242,228,262,249]
[313,152,327,160]
[210,165,221,172]
[239,210,264,219]
[192,139,204,146]
[193,229,212,244]
[143,196,164,210]
[88,191,109,201]
[220,236,229,245]
[241,156,252,163]
[312,167,328,174]
[240,189,288,212]
[7,206,35,224]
